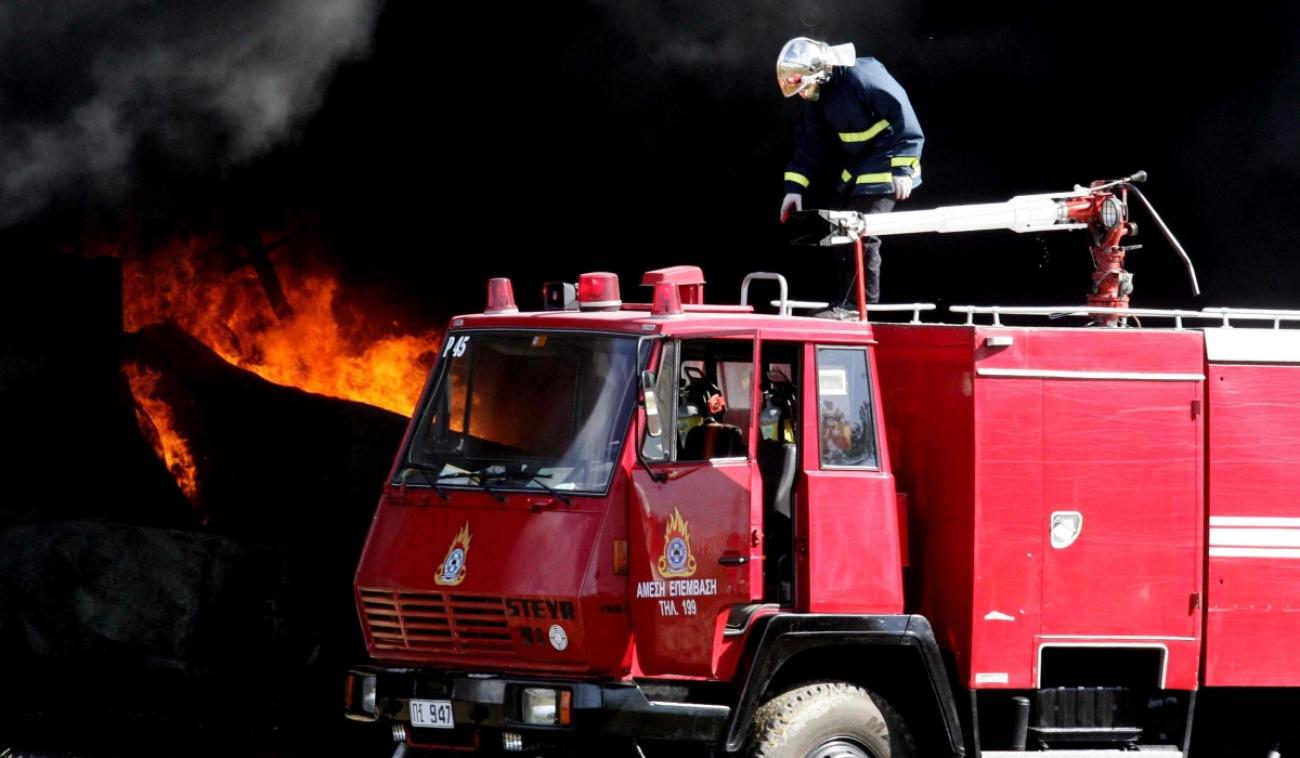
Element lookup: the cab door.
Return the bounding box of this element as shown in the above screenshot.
[629,337,762,677]
[797,343,904,614]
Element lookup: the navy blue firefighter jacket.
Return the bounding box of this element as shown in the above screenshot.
[783,58,924,199]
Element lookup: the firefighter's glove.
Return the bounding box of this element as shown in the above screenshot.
[780,193,803,223]
[892,174,913,201]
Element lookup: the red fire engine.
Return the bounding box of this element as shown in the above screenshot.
[344,175,1300,757]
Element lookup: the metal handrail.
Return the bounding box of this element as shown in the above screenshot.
[740,272,789,313]
[1201,307,1300,329]
[948,305,1216,329]
[865,303,937,324]
[767,299,828,316]
[767,301,938,322]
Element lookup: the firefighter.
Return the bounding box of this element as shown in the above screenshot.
[777,37,924,310]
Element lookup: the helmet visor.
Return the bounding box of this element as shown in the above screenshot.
[777,69,811,98]
[776,37,821,97]
[776,37,854,97]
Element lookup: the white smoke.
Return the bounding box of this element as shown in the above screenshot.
[0,0,383,226]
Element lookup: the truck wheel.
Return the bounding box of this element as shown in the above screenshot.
[745,682,915,758]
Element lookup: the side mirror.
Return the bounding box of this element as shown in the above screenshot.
[641,370,662,438]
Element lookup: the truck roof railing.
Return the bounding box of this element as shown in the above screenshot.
[763,299,938,323]
[742,272,939,322]
[949,305,1300,330]
[1200,307,1300,329]
[768,299,828,316]
[741,271,1300,330]
[857,303,937,323]
[950,305,1209,328]
[740,272,789,313]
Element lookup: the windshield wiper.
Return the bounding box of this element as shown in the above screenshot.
[483,465,574,505]
[397,460,449,500]
[427,465,508,503]
[401,462,566,504]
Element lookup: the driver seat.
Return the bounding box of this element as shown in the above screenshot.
[681,371,745,460]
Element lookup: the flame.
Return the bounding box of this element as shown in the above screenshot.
[120,231,439,415]
[109,227,440,503]
[657,507,697,578]
[126,364,200,504]
[452,521,472,551]
[664,507,690,542]
[435,522,473,586]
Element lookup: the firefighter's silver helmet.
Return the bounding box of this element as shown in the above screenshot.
[776,37,857,97]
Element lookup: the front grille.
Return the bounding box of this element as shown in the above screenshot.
[359,588,513,655]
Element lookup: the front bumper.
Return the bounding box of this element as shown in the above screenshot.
[344,667,730,752]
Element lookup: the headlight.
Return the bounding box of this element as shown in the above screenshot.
[520,687,572,725]
[361,675,378,715]
[521,688,558,725]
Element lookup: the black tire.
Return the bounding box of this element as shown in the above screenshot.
[745,682,916,758]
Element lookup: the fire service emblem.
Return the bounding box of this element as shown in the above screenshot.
[657,508,698,578]
[435,522,472,586]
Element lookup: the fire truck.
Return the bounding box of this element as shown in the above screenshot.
[344,175,1300,757]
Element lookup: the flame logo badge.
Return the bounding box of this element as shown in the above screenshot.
[435,522,472,586]
[657,508,698,578]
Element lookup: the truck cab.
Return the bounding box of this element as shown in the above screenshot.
[344,267,959,756]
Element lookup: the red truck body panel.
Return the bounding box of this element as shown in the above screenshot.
[875,324,1205,690]
[1203,329,1300,686]
[354,474,635,676]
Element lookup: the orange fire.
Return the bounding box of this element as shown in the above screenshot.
[115,228,440,503]
[120,233,439,416]
[126,364,200,504]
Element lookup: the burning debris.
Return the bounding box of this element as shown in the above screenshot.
[119,318,408,540]
[127,364,200,504]
[106,222,438,503]
[0,252,410,749]
[119,227,439,416]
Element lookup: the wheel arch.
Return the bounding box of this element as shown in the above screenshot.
[724,613,965,757]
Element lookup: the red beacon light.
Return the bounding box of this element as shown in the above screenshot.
[650,281,684,317]
[577,272,622,311]
[485,277,519,314]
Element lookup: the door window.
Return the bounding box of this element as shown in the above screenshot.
[815,347,878,469]
[643,339,755,462]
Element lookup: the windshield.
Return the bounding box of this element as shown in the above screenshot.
[401,331,640,495]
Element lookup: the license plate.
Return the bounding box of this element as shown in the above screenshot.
[409,699,455,729]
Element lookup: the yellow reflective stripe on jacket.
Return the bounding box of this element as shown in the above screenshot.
[784,171,810,188]
[841,169,852,182]
[855,172,893,185]
[890,156,921,178]
[838,119,890,143]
